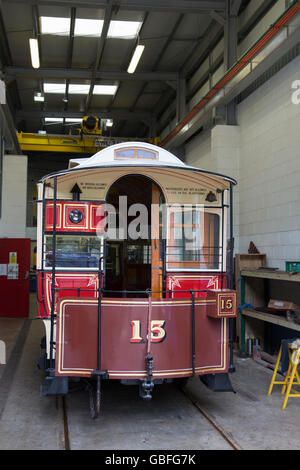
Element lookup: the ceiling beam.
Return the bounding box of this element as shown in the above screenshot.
[16,109,152,121]
[85,1,113,113]
[130,13,184,111]
[1,0,226,13]
[63,7,76,123]
[162,19,300,149]
[3,66,178,82]
[106,12,149,115]
[180,20,224,79]
[210,10,225,25]
[230,0,242,16]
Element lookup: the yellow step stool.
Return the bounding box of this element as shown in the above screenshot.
[268,340,300,409]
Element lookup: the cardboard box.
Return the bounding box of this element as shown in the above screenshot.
[268,299,300,311]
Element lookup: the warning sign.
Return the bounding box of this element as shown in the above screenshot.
[9,252,17,264]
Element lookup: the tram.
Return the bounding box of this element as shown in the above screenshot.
[36,141,237,416]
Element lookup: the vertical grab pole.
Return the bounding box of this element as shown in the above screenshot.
[96,257,102,417]
[49,176,57,372]
[190,289,196,376]
[229,182,235,373]
[140,289,154,400]
[92,254,108,418]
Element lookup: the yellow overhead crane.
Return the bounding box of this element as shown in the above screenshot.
[17,115,160,154]
[17,131,106,154]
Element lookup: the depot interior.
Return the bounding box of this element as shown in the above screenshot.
[1,0,300,449]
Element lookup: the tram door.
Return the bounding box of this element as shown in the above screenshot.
[105,175,159,297]
[151,184,163,299]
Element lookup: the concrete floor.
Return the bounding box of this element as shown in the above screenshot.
[1,294,300,450]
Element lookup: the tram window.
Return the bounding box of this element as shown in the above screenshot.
[127,244,151,264]
[167,208,221,270]
[45,236,101,268]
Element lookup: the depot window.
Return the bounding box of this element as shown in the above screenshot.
[166,206,222,271]
[44,236,102,269]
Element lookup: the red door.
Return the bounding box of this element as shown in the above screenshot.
[0,238,31,317]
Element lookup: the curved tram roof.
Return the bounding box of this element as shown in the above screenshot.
[40,141,237,188]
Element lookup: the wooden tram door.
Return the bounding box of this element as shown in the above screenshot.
[151,184,163,298]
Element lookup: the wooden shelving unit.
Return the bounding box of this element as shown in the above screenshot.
[239,269,300,354]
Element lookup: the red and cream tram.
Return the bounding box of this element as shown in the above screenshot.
[36,141,237,416]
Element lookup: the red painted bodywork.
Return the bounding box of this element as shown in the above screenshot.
[36,270,101,318]
[166,273,226,298]
[55,296,235,380]
[37,271,226,318]
[45,200,106,233]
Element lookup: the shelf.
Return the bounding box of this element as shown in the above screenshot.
[241,269,300,283]
[242,308,300,332]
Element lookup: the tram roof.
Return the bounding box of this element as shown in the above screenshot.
[40,141,237,186]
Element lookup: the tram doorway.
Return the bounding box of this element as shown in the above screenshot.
[105,175,162,297]
[105,175,164,297]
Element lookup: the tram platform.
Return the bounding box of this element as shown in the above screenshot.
[0,294,300,450]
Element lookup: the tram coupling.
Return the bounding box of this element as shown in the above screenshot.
[139,354,154,400]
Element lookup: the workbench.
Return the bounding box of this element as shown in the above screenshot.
[239,269,300,354]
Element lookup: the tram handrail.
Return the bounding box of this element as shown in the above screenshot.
[52,287,210,295]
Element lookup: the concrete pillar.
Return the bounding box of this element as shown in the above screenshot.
[211,125,240,253]
[0,154,28,237]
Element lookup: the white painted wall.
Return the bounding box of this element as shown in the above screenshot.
[238,54,300,269]
[184,54,300,270]
[0,154,28,238]
[185,125,240,254]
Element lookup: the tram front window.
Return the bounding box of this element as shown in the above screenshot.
[167,207,221,270]
[45,236,101,268]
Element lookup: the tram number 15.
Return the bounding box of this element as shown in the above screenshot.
[130,320,166,343]
[220,298,233,310]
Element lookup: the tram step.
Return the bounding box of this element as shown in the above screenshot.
[40,376,69,396]
[200,373,235,393]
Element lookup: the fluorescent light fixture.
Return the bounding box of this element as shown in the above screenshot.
[74,18,103,37]
[108,20,142,38]
[40,16,70,35]
[68,84,90,94]
[29,38,40,69]
[43,83,91,95]
[34,91,44,102]
[65,118,82,123]
[44,83,66,94]
[106,119,113,127]
[44,117,64,123]
[127,44,144,74]
[93,84,118,95]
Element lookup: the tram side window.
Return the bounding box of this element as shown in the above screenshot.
[167,208,221,270]
[45,236,101,268]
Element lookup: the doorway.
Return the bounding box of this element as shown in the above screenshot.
[104,175,163,297]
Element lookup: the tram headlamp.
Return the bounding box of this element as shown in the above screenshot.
[69,209,83,224]
[205,191,217,203]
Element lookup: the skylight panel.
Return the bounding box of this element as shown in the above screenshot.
[93,84,118,95]
[43,83,66,94]
[68,84,90,94]
[65,118,83,123]
[40,16,70,35]
[74,18,104,37]
[108,20,142,38]
[44,117,64,123]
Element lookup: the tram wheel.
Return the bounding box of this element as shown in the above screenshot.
[176,378,189,389]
